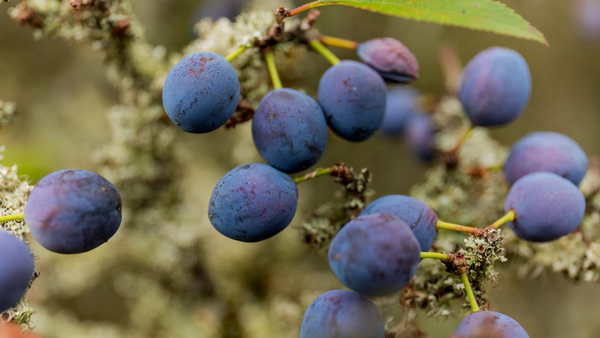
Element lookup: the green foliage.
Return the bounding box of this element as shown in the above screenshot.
[294,0,548,45]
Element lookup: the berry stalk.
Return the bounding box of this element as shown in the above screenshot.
[264,51,283,90]
[436,220,483,236]
[489,210,516,229]
[460,273,481,312]
[309,39,341,65]
[420,252,448,260]
[293,167,333,184]
[225,45,248,62]
[0,212,24,223]
[321,36,358,50]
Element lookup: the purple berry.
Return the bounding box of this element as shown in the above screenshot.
[328,214,421,297]
[0,231,34,312]
[24,169,122,254]
[505,172,586,242]
[318,60,387,142]
[504,132,588,186]
[404,114,436,161]
[300,290,384,338]
[458,47,531,127]
[452,311,529,338]
[360,195,438,252]
[162,52,240,133]
[380,86,421,137]
[357,38,419,83]
[574,0,600,43]
[208,163,298,242]
[252,89,328,173]
[193,0,247,22]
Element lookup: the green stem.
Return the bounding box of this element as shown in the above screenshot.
[451,125,476,152]
[293,167,332,184]
[486,163,504,172]
[420,252,448,261]
[490,210,516,229]
[0,212,24,223]
[321,36,358,50]
[436,220,482,236]
[225,45,248,62]
[308,40,341,65]
[264,51,283,90]
[460,273,480,312]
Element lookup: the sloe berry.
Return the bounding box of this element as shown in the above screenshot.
[300,290,384,338]
[380,86,422,137]
[252,88,328,173]
[328,214,421,297]
[208,163,298,242]
[0,231,35,312]
[404,113,436,161]
[318,60,387,142]
[360,195,438,252]
[24,169,122,254]
[505,172,586,242]
[357,38,419,83]
[458,47,531,127]
[452,311,529,338]
[162,52,240,133]
[504,132,588,186]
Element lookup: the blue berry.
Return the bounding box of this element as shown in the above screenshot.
[357,38,419,83]
[328,214,421,297]
[193,0,247,22]
[404,114,436,161]
[504,132,588,186]
[162,52,240,133]
[360,195,438,252]
[300,290,384,338]
[0,231,34,312]
[458,47,531,127]
[252,89,328,173]
[318,60,387,142]
[574,0,600,43]
[379,86,421,137]
[24,169,122,254]
[208,163,298,242]
[453,311,529,338]
[505,172,585,242]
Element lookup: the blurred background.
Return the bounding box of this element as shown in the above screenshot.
[1,0,600,337]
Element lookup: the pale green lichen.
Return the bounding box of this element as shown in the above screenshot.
[0,101,17,128]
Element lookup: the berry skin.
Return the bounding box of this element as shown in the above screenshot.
[208,163,298,242]
[328,214,421,297]
[360,195,438,252]
[505,172,586,242]
[252,88,328,173]
[458,47,531,127]
[300,290,384,338]
[24,169,122,254]
[380,86,421,137]
[356,38,419,83]
[452,311,529,338]
[504,132,588,186]
[404,114,436,161]
[162,52,240,133]
[318,60,387,142]
[0,231,35,312]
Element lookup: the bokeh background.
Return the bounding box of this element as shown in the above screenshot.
[1,0,600,337]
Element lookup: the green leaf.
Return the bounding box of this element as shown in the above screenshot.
[290,0,548,45]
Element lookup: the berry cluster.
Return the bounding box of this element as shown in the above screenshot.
[157,6,591,337]
[0,3,591,337]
